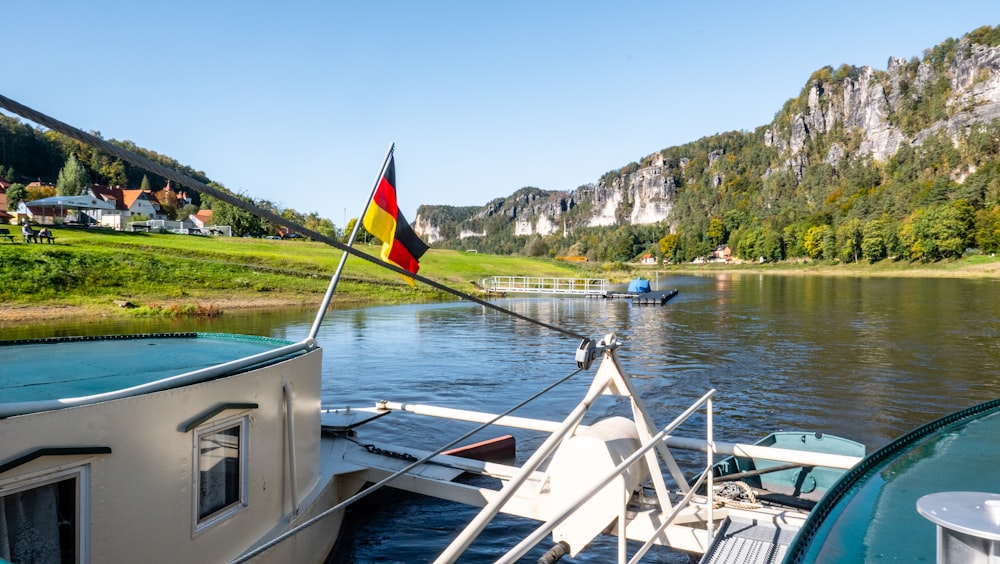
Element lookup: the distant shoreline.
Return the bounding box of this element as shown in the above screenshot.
[4,258,998,327]
[655,258,1000,279]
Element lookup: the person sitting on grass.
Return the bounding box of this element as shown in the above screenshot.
[21,221,37,243]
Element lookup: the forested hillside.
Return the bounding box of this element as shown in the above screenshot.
[418,25,1000,264]
[7,25,1000,263]
[0,115,339,239]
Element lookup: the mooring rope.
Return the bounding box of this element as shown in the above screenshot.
[713,480,762,510]
[0,94,588,342]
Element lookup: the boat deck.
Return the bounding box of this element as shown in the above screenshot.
[0,333,298,405]
[702,515,798,564]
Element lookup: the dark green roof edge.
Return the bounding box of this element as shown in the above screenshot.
[0,446,112,475]
[784,397,1000,563]
[0,332,295,347]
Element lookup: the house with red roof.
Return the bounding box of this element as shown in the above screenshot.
[189,209,213,229]
[87,184,165,228]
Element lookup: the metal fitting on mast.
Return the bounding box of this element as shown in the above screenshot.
[575,333,619,370]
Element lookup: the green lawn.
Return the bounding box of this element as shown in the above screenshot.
[0,226,587,315]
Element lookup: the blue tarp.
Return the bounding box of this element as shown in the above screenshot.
[627,278,651,293]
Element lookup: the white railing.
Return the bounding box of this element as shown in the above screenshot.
[482,276,608,295]
[496,389,717,564]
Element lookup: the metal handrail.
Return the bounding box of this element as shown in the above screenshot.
[482,276,609,295]
[496,389,717,563]
[433,370,615,563]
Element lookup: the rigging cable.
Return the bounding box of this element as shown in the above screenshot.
[0,94,588,343]
[232,365,585,563]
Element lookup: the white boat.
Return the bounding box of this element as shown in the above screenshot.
[0,330,864,564]
[0,95,875,563]
[0,333,359,563]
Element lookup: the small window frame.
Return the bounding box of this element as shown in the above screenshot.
[0,464,90,563]
[192,415,249,533]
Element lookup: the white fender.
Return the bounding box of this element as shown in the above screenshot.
[547,416,649,556]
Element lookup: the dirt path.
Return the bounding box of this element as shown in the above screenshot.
[0,296,316,325]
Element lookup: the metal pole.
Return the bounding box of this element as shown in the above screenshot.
[433,371,614,563]
[497,390,717,564]
[307,143,395,339]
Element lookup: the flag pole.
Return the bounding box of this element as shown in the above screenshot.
[307,142,395,339]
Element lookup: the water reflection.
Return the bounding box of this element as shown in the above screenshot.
[10,276,1000,451]
[9,275,1000,562]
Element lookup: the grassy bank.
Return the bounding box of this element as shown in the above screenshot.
[3,225,999,324]
[0,226,586,321]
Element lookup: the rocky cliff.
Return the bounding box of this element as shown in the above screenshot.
[415,29,1000,249]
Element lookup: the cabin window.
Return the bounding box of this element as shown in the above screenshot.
[0,467,86,564]
[194,416,248,529]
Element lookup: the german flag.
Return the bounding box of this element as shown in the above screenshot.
[362,154,428,283]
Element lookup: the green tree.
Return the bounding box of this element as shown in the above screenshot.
[344,217,359,243]
[931,200,975,258]
[523,235,548,257]
[730,225,758,260]
[975,206,1000,253]
[302,212,339,240]
[99,159,128,187]
[56,153,90,196]
[759,225,785,262]
[602,227,639,262]
[658,233,679,262]
[5,183,26,210]
[706,217,725,247]
[204,190,267,237]
[821,226,837,260]
[836,218,863,262]
[861,217,893,262]
[903,200,974,260]
[179,203,199,220]
[140,174,151,192]
[803,225,832,259]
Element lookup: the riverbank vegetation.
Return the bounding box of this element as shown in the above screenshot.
[0,227,586,321]
[2,226,999,325]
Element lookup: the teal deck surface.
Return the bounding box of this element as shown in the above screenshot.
[786,400,1000,562]
[0,333,295,404]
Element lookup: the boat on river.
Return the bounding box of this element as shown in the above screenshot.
[0,328,862,563]
[2,95,993,563]
[0,333,355,563]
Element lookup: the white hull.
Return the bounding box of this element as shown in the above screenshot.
[0,344,359,563]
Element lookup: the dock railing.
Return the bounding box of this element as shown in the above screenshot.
[482,276,608,295]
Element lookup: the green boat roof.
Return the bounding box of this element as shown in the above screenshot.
[785,398,1000,562]
[0,333,297,405]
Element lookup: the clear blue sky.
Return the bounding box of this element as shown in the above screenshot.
[4,1,997,223]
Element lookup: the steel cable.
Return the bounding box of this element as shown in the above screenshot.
[0,94,587,342]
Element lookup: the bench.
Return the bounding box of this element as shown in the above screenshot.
[37,232,55,244]
[0,228,13,243]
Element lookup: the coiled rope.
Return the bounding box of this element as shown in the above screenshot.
[713,481,762,510]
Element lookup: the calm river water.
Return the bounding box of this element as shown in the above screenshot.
[9,273,1000,562]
